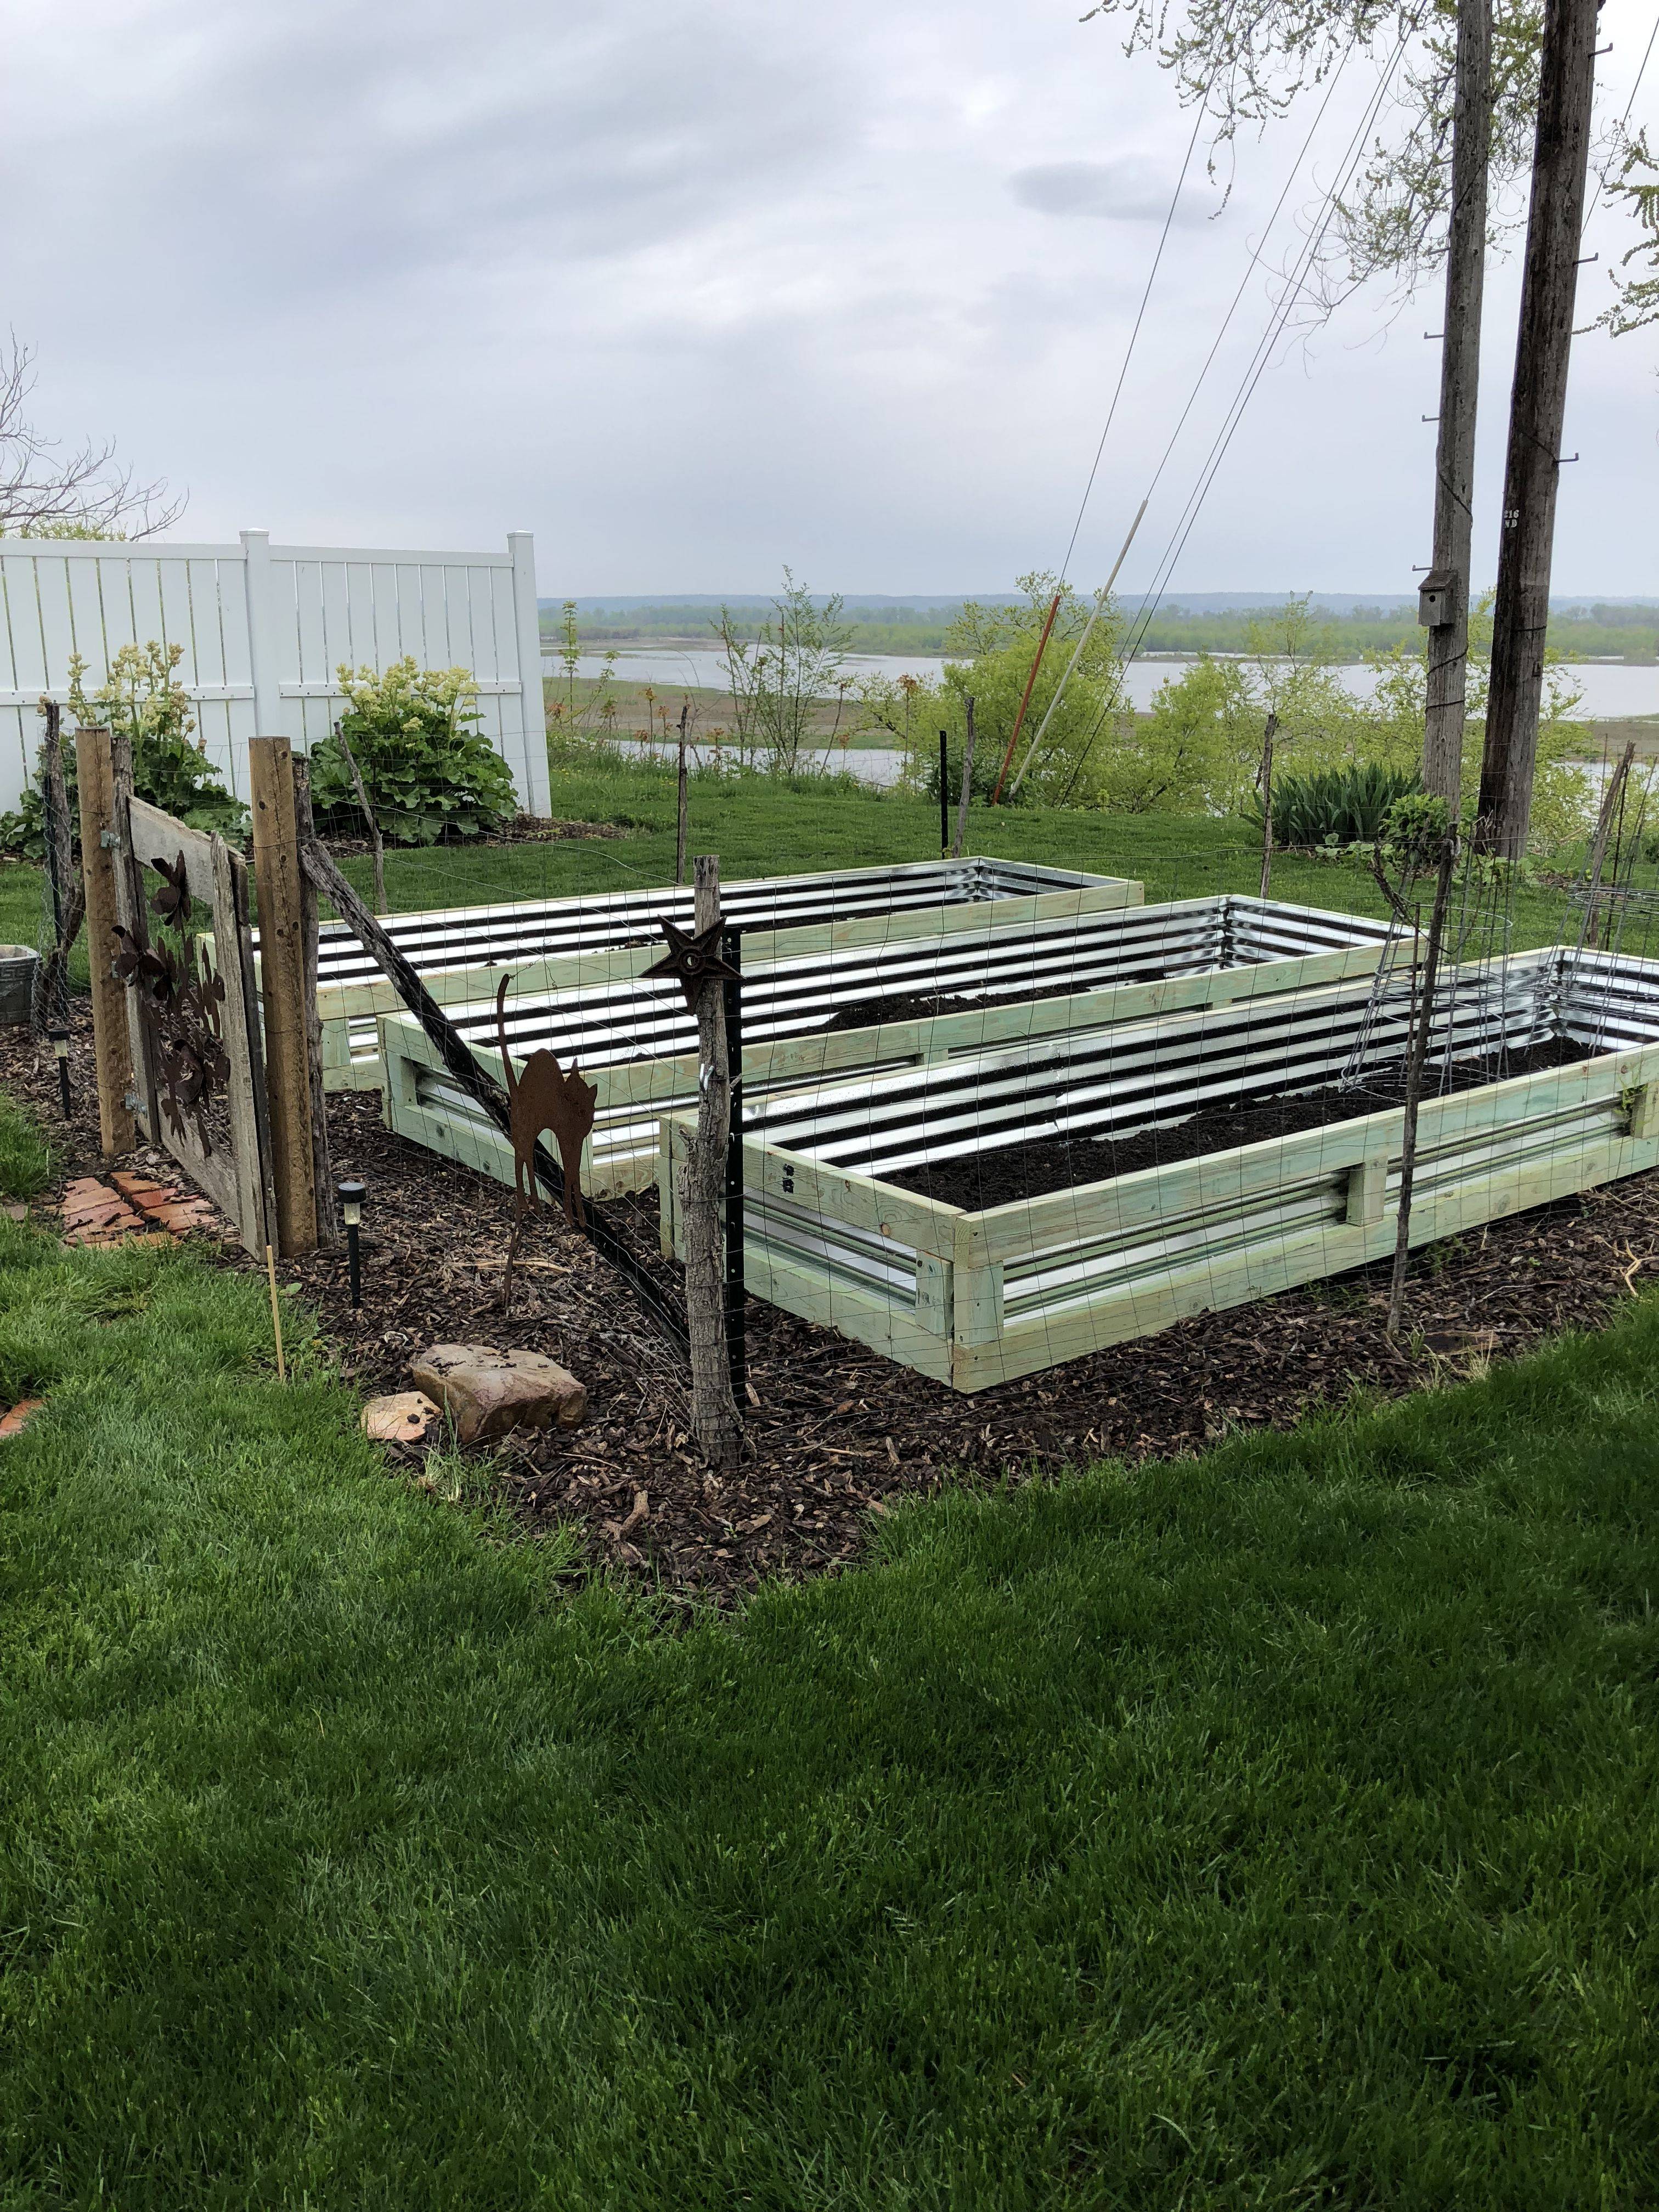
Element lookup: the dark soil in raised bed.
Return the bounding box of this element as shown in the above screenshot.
[883,1038,1594,1210]
[823,978,1109,1033]
[5,1007,1657,1610]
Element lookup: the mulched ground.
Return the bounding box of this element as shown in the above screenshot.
[5,1003,1658,1607]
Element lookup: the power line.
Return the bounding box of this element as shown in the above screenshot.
[1059,99,1208,580]
[1057,4,1434,799]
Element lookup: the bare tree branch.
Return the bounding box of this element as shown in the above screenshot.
[0,336,184,540]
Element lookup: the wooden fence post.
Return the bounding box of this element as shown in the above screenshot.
[291,757,339,1248]
[684,855,742,1468]
[249,737,319,1256]
[72,725,136,1159]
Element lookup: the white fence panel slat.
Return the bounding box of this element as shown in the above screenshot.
[1,555,47,693]
[320,562,355,674]
[370,564,403,665]
[66,558,106,668]
[127,557,167,656]
[0,532,542,817]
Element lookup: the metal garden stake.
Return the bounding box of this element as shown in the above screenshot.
[338,1178,366,1308]
[48,1026,71,1119]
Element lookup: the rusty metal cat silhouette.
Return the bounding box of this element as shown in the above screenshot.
[495,977,599,1288]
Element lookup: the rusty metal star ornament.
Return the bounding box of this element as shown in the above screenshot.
[641,916,739,1013]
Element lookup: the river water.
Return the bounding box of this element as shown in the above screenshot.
[549,647,1658,792]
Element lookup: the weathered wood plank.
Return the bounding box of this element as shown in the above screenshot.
[128,795,218,898]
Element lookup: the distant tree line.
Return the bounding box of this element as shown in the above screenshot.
[550,601,1659,665]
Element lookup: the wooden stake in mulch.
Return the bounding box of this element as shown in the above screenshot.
[644,854,743,1468]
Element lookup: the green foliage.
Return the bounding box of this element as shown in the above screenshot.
[1249,760,1424,848]
[544,601,625,765]
[1379,788,1456,871]
[0,644,246,858]
[861,574,1127,807]
[1099,655,1260,813]
[307,658,516,845]
[715,571,855,776]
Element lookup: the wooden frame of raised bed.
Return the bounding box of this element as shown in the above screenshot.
[273,857,1140,1092]
[379,896,1392,1200]
[658,946,1659,1391]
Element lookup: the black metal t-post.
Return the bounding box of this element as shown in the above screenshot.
[721,926,747,1402]
[939,731,950,857]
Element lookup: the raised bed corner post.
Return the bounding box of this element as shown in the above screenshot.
[248,736,321,1257]
[72,724,137,1160]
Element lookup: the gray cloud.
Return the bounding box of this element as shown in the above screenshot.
[1009,158,1206,222]
[0,0,1651,592]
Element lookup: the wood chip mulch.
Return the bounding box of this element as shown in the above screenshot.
[6,1004,1658,1607]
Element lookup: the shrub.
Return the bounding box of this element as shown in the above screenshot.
[0,643,246,858]
[863,575,1128,809]
[1248,761,1425,848]
[307,659,516,845]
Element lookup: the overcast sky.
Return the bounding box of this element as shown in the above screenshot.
[4,0,1656,597]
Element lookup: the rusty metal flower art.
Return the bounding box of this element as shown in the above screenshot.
[110,911,229,1153]
[640,916,739,1013]
[149,851,193,930]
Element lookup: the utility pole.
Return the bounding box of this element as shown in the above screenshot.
[1421,0,1493,807]
[1475,0,1601,857]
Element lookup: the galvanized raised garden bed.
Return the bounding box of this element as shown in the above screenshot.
[381,895,1391,1199]
[659,945,1659,1391]
[288,857,1137,1091]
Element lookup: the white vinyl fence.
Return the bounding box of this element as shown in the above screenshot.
[0,529,548,819]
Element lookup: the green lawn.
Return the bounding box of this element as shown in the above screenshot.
[322,758,1601,953]
[0,754,1613,977]
[1,1190,1655,2206]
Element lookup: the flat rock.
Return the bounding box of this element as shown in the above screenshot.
[410,1342,587,1443]
[0,1397,45,1438]
[361,1390,442,1445]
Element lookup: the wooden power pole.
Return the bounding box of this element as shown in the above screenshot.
[1421,0,1493,806]
[1475,0,1601,857]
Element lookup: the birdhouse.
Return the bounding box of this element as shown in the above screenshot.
[1418,569,1456,627]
